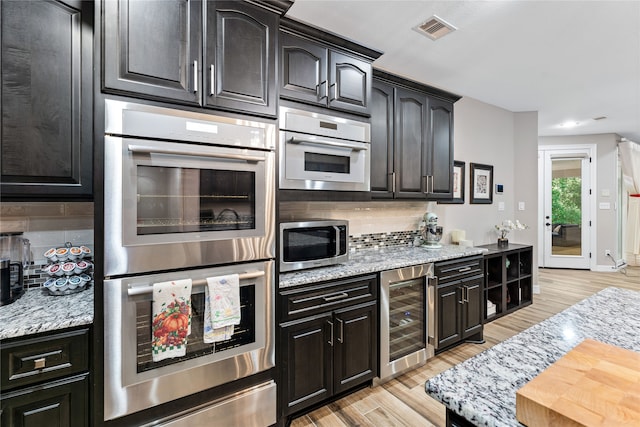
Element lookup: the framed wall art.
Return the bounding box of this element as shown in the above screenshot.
[439,160,465,204]
[470,163,493,204]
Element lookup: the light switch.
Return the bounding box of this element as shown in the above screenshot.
[518,202,525,211]
[498,201,505,211]
[601,189,610,197]
[599,202,611,210]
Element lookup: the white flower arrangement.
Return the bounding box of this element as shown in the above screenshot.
[495,219,528,239]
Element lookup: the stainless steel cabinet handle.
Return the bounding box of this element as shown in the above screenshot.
[193,60,198,93]
[322,292,349,302]
[127,144,265,163]
[288,137,368,151]
[34,357,46,370]
[325,80,329,100]
[329,83,337,101]
[458,267,472,273]
[328,320,334,346]
[337,318,344,343]
[422,176,428,193]
[210,64,215,96]
[463,285,469,303]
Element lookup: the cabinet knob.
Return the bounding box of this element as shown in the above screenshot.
[34,357,46,370]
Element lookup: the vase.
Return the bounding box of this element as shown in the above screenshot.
[497,238,509,248]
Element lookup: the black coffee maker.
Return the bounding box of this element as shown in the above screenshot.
[0,232,30,306]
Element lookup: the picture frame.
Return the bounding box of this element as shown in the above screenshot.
[438,160,465,204]
[470,163,493,204]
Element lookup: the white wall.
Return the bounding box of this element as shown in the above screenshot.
[538,133,620,269]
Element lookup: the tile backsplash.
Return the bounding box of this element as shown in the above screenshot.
[0,202,94,288]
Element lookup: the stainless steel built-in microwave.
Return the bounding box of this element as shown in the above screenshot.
[278,106,371,192]
[279,220,349,272]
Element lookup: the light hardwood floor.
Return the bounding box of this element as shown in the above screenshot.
[289,266,640,427]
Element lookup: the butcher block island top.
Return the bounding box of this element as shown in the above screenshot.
[425,287,640,427]
[516,338,640,426]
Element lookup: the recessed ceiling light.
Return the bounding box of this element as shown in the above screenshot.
[413,15,457,41]
[559,121,580,128]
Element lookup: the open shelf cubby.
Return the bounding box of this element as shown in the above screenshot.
[478,243,533,322]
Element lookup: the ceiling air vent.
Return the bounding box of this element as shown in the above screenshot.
[414,15,457,41]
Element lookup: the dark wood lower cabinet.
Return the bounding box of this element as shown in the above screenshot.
[434,256,484,351]
[0,327,90,427]
[0,374,89,427]
[278,275,378,420]
[281,301,377,417]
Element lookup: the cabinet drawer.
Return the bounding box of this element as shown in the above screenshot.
[1,328,89,392]
[281,274,377,321]
[435,256,483,284]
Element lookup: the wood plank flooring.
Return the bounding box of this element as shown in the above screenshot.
[289,266,640,427]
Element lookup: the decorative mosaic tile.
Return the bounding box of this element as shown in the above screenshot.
[349,230,420,251]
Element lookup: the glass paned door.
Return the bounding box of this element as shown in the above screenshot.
[388,278,425,361]
[541,149,591,269]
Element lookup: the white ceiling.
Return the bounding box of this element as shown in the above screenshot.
[285,0,640,142]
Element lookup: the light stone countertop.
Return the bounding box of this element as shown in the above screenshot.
[0,287,94,340]
[279,244,487,288]
[425,287,640,426]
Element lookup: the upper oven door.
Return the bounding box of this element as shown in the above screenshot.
[104,136,275,276]
[279,130,370,191]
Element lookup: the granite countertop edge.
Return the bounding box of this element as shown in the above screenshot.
[0,287,94,341]
[279,244,487,288]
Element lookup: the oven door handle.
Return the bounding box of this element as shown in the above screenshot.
[126,271,265,296]
[288,137,368,151]
[127,144,265,163]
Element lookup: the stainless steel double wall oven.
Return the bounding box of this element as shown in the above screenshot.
[102,100,276,425]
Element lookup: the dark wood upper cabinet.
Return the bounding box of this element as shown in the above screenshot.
[0,0,93,200]
[280,32,328,107]
[394,87,429,198]
[279,19,381,116]
[370,70,460,200]
[103,0,202,105]
[204,1,277,116]
[427,97,455,199]
[369,80,394,197]
[103,0,280,117]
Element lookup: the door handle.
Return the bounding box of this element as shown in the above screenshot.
[210,64,215,96]
[288,137,368,151]
[336,318,344,343]
[322,292,349,302]
[327,320,334,346]
[127,144,265,163]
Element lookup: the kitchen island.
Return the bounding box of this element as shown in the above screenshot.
[425,286,640,426]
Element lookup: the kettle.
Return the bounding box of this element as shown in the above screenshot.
[0,232,31,305]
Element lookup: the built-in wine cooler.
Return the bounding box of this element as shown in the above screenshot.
[377,263,435,383]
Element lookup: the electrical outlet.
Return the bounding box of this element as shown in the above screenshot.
[605,249,611,256]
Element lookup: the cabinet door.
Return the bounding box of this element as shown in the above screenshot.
[370,79,395,198]
[436,283,461,349]
[426,97,454,199]
[333,301,377,394]
[394,88,428,198]
[1,0,93,199]
[461,277,483,339]
[328,51,371,115]
[281,313,333,416]
[280,32,328,107]
[0,374,88,427]
[103,0,201,104]
[205,1,277,116]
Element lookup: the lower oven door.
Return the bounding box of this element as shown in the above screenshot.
[103,260,274,421]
